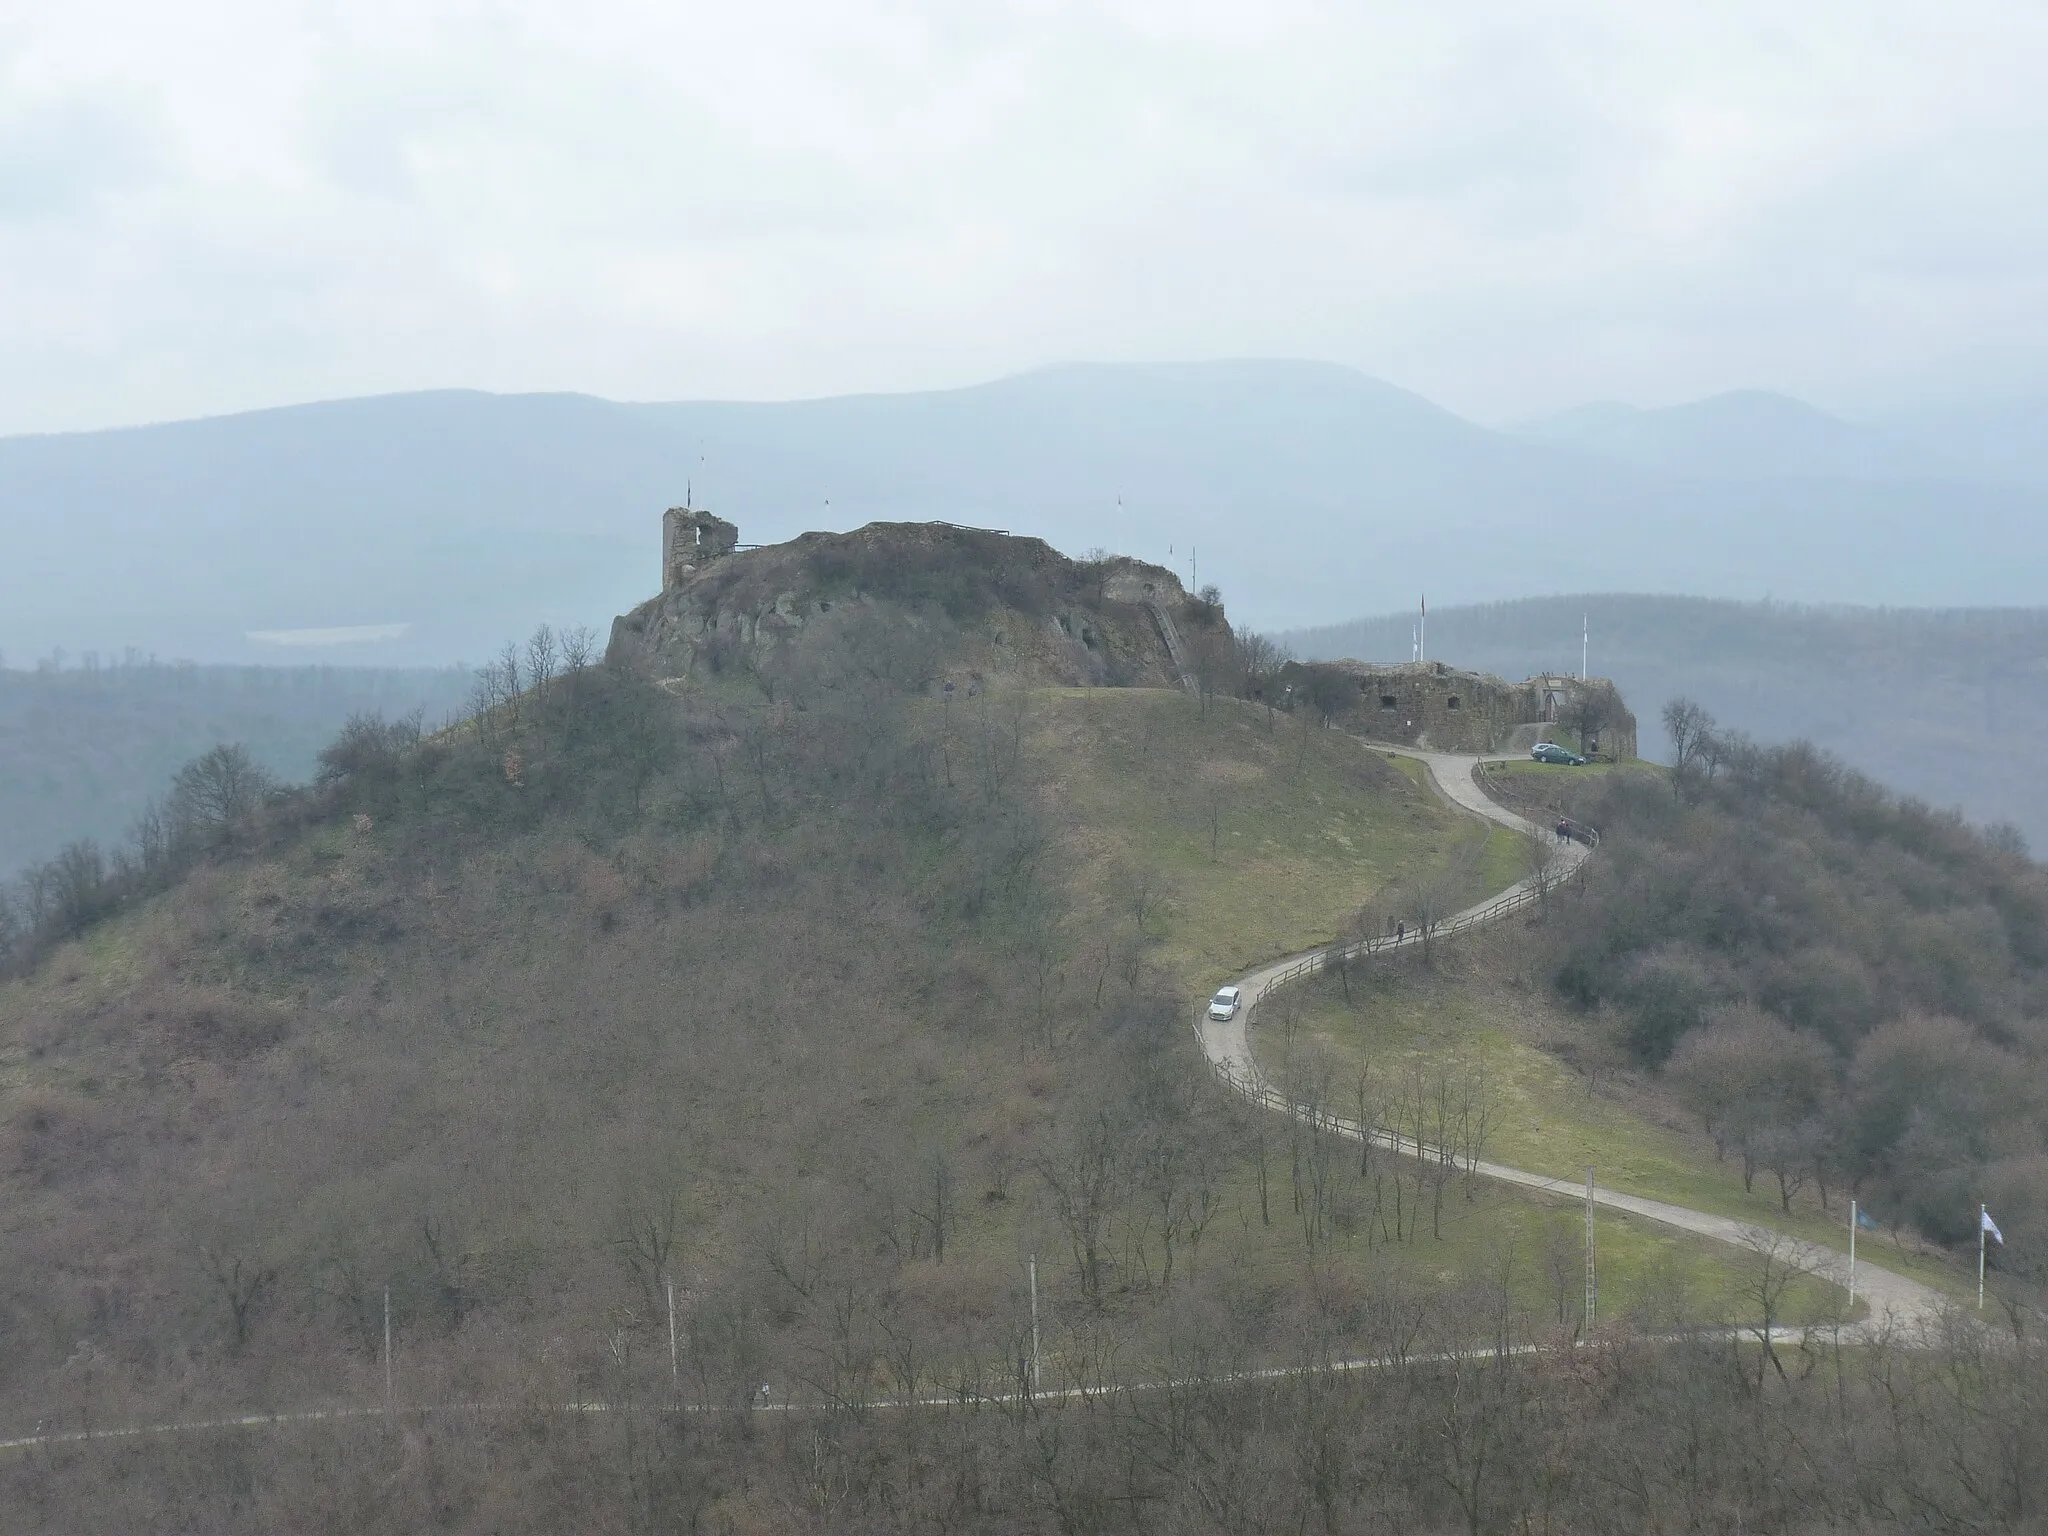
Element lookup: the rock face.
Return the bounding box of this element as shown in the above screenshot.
[1278,658,1637,758]
[609,517,1227,697]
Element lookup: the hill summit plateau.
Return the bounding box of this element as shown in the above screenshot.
[607,509,1227,695]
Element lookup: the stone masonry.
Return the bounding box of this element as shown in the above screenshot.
[1276,658,1637,759]
[662,506,740,592]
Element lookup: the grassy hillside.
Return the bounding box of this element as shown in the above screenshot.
[1273,719,2048,1306]
[0,668,1847,1459]
[1033,690,1520,989]
[27,656,2048,1528]
[1260,929,1971,1304]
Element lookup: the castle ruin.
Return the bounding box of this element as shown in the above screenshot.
[662,506,740,591]
[1275,658,1637,759]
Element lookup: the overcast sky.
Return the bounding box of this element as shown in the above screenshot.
[4,0,2045,436]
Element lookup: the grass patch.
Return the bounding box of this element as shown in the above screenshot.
[1254,929,1976,1305]
[916,1082,1845,1335]
[1028,690,1509,991]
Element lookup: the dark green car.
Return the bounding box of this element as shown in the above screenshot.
[1531,743,1589,766]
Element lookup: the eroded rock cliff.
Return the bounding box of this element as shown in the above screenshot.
[609,519,1229,698]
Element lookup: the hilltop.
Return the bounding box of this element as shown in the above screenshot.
[608,515,1221,695]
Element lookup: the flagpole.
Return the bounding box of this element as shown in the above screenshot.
[1848,1199,1856,1309]
[1980,1203,1987,1310]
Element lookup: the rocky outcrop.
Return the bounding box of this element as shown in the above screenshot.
[609,518,1229,697]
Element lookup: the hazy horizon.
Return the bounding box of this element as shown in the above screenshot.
[8,360,2047,672]
[0,364,2039,448]
[4,362,2043,445]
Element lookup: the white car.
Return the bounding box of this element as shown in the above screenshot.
[1208,986,1243,1021]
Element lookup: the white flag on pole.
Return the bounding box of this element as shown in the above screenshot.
[1982,1208,2005,1245]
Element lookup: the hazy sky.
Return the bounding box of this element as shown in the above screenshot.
[4,0,2045,435]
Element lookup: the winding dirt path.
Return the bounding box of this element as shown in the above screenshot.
[1196,743,1948,1339]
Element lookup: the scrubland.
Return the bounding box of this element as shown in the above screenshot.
[2,653,2042,1530]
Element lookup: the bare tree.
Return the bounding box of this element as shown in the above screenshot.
[1666,1006,1834,1200]
[1521,822,1560,918]
[1302,666,1352,729]
[1188,626,1235,715]
[1323,938,1354,1004]
[1234,631,1292,729]
[170,743,273,843]
[44,839,111,937]
[614,1189,685,1315]
[1568,687,1614,757]
[907,1149,955,1262]
[468,663,506,748]
[1036,1112,1126,1303]
[1412,833,1486,966]
[1542,1214,1583,1328]
[497,642,525,724]
[1662,696,1715,799]
[561,623,600,671]
[526,623,559,701]
[0,889,21,971]
[1453,1062,1497,1198]
[1111,863,1165,937]
[1740,1231,1801,1389]
[200,1245,276,1351]
[130,796,175,877]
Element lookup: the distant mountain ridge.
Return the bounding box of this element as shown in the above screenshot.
[4,360,2047,667]
[1508,390,1959,482]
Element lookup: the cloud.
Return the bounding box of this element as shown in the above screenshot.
[0,98,156,218]
[1,0,2044,432]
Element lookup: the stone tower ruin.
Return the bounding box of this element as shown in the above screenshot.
[662,506,740,591]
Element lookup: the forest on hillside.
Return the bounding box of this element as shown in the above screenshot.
[0,658,475,880]
[5,631,2048,1529]
[0,632,1258,1447]
[1543,700,2048,1277]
